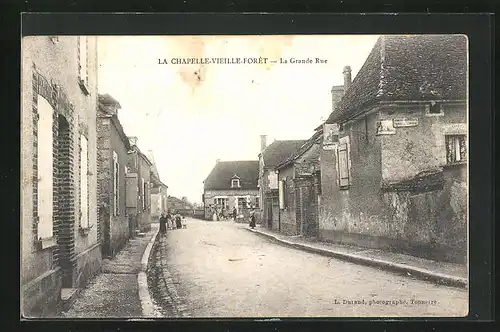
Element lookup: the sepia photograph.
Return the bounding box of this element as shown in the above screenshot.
[21,33,469,319]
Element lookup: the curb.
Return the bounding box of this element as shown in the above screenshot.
[247,228,468,289]
[138,227,161,318]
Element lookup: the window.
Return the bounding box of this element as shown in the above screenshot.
[237,197,247,209]
[255,197,260,209]
[144,181,149,211]
[78,36,89,93]
[338,143,350,188]
[141,178,145,210]
[113,151,119,216]
[278,180,285,209]
[214,197,229,209]
[231,179,240,188]
[37,96,54,244]
[80,135,89,228]
[339,122,345,132]
[426,102,444,116]
[446,135,467,164]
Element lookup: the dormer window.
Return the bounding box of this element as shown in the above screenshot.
[231,179,241,188]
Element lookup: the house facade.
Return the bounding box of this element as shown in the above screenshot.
[319,35,468,263]
[96,93,131,258]
[275,130,323,236]
[258,136,306,230]
[203,160,259,220]
[147,150,168,221]
[126,137,153,233]
[21,36,102,317]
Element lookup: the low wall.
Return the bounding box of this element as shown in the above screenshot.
[73,242,102,290]
[21,267,62,318]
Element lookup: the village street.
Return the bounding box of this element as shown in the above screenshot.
[147,218,468,318]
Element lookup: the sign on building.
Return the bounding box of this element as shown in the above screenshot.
[376,119,396,135]
[393,118,419,128]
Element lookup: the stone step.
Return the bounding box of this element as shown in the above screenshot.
[61,288,79,311]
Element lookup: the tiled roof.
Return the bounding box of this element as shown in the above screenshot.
[276,130,323,170]
[204,160,259,190]
[261,140,307,168]
[327,35,467,124]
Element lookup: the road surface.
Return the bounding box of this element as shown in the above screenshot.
[147,218,468,318]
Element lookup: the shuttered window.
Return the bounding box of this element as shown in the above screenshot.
[140,178,145,210]
[80,135,89,228]
[278,180,285,209]
[37,96,54,241]
[338,143,350,188]
[113,151,119,216]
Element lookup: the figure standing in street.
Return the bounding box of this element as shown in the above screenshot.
[249,208,256,229]
[159,213,167,236]
[175,212,182,229]
[166,211,172,229]
[232,207,237,221]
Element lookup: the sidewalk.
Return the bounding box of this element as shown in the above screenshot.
[247,226,468,289]
[61,224,160,318]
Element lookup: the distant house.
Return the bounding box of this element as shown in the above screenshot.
[126,137,153,233]
[275,130,323,236]
[319,35,467,263]
[96,93,132,258]
[146,150,168,221]
[258,137,307,230]
[203,160,259,220]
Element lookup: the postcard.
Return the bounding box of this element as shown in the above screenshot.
[21,33,468,319]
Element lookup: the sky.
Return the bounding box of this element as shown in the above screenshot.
[97,35,380,204]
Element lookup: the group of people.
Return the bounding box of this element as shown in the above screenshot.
[159,211,184,236]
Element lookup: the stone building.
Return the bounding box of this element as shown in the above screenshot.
[203,160,259,220]
[126,137,153,233]
[147,150,168,221]
[96,93,132,258]
[258,136,306,229]
[21,36,101,317]
[319,35,467,263]
[275,130,323,236]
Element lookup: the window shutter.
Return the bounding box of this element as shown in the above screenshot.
[278,180,285,209]
[37,96,54,240]
[140,178,144,210]
[338,143,349,188]
[80,135,89,228]
[125,173,138,208]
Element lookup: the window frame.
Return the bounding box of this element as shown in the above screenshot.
[445,134,467,164]
[78,36,90,95]
[231,178,241,188]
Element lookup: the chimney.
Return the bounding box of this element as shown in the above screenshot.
[331,85,345,111]
[260,135,267,152]
[343,66,352,93]
[128,136,138,146]
[216,159,221,164]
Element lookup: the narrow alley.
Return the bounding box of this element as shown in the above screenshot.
[147,218,468,318]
